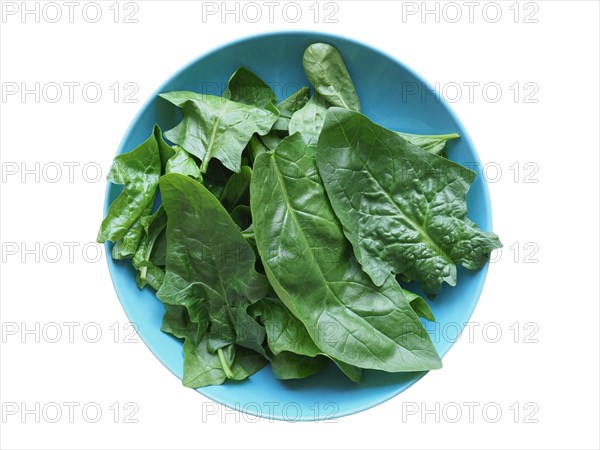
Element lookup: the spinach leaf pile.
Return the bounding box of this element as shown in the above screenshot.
[98,43,502,387]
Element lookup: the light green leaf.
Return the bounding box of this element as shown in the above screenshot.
[166,146,202,179]
[396,132,460,156]
[259,131,284,151]
[288,93,328,145]
[183,334,266,388]
[302,43,360,111]
[251,297,321,357]
[405,290,436,322]
[272,86,310,131]
[160,92,278,173]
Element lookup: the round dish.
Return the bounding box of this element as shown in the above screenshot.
[104,31,493,421]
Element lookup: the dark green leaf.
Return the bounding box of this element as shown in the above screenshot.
[223,67,278,114]
[234,299,267,357]
[251,297,321,357]
[150,230,167,266]
[111,202,153,260]
[251,297,362,382]
[203,158,233,186]
[157,173,268,357]
[228,346,268,381]
[155,125,176,171]
[183,337,260,387]
[406,291,436,322]
[182,337,225,388]
[132,206,167,290]
[135,264,164,291]
[230,205,252,231]
[220,165,251,211]
[251,133,441,372]
[316,108,502,294]
[97,128,161,249]
[270,352,327,380]
[161,303,198,342]
[182,331,266,388]
[249,135,269,163]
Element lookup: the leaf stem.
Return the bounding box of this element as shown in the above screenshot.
[397,131,460,140]
[217,348,234,379]
[200,158,209,174]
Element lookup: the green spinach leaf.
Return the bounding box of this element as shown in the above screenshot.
[249,135,269,163]
[183,334,266,388]
[251,133,441,372]
[272,86,310,131]
[404,290,436,322]
[223,67,278,114]
[132,206,167,290]
[270,352,327,380]
[111,203,154,260]
[165,145,202,178]
[259,131,284,151]
[230,205,252,231]
[160,92,278,173]
[396,132,460,156]
[97,128,161,251]
[161,303,198,342]
[251,297,321,357]
[220,165,252,211]
[302,43,360,111]
[288,93,328,145]
[157,173,269,378]
[316,108,502,294]
[251,297,362,382]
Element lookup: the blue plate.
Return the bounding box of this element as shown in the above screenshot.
[104,31,494,421]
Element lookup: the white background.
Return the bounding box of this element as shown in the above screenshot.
[1,1,598,449]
